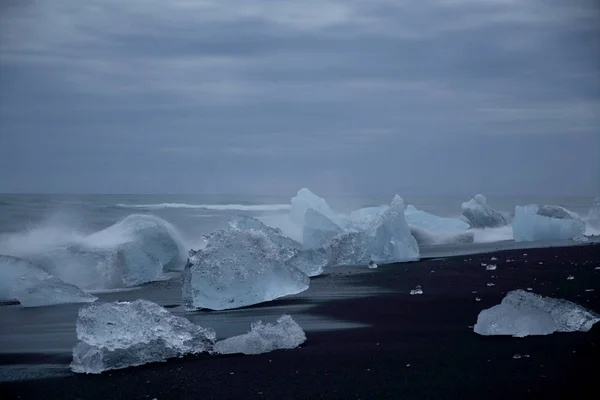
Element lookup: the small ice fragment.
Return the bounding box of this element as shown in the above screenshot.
[527,288,533,291]
[214,315,306,355]
[523,253,527,256]
[410,285,423,295]
[472,291,478,294]
[567,275,574,281]
[476,297,481,302]
[486,264,497,271]
[524,354,530,358]
[406,364,411,367]
[481,263,487,267]
[585,289,595,292]
[487,283,495,287]
[595,267,600,270]
[491,257,498,261]
[539,262,543,265]
[368,261,378,269]
[513,354,522,359]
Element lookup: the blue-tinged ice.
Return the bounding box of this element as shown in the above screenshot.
[474,289,599,337]
[327,195,419,266]
[71,300,216,374]
[0,255,97,307]
[214,315,306,355]
[409,226,474,245]
[183,228,310,311]
[512,204,585,242]
[230,215,326,277]
[588,197,600,230]
[303,209,343,249]
[461,194,508,228]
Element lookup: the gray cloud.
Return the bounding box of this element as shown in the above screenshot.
[0,0,598,195]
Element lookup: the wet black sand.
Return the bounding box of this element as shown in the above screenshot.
[2,244,599,399]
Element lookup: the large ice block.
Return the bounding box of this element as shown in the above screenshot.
[474,290,599,337]
[0,255,97,307]
[230,216,326,277]
[183,228,310,311]
[512,204,585,242]
[327,195,419,266]
[302,209,343,249]
[461,194,508,228]
[588,197,600,229]
[405,205,469,231]
[214,315,306,355]
[409,226,474,245]
[71,300,216,374]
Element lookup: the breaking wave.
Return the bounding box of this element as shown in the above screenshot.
[114,203,291,212]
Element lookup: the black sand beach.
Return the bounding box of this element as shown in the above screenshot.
[2,243,599,399]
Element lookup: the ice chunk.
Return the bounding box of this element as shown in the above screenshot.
[512,204,585,242]
[183,228,310,311]
[409,225,474,245]
[486,264,497,271]
[368,261,378,269]
[327,195,419,266]
[410,285,423,295]
[230,215,326,277]
[461,194,508,228]
[302,209,343,249]
[0,255,96,307]
[214,315,306,355]
[290,188,338,228]
[71,300,216,374]
[586,197,600,232]
[537,205,580,220]
[473,289,600,337]
[405,205,469,231]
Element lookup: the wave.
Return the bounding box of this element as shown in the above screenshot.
[114,203,291,212]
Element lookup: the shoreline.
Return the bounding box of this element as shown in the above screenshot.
[1,243,599,399]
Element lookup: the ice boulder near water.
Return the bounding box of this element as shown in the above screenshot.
[327,195,419,266]
[214,315,306,355]
[183,228,310,311]
[409,226,474,246]
[512,204,585,242]
[461,194,508,229]
[405,205,469,231]
[474,289,600,337]
[0,255,97,307]
[230,215,326,277]
[71,300,216,374]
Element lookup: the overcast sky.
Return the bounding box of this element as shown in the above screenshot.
[0,0,598,196]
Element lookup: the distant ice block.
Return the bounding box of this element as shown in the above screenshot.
[290,188,339,228]
[512,204,585,242]
[474,289,600,337]
[71,300,216,374]
[405,205,469,231]
[183,228,310,311]
[349,206,389,228]
[230,215,326,277]
[537,205,580,220]
[409,226,474,246]
[461,194,508,229]
[214,315,306,355]
[302,209,343,249]
[0,255,97,307]
[588,197,600,229]
[327,195,419,266]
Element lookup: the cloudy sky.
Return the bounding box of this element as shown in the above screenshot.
[0,0,598,196]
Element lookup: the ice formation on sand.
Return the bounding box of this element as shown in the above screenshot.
[327,195,419,266]
[536,205,580,220]
[71,300,216,374]
[461,194,508,229]
[302,209,343,249]
[230,216,326,277]
[214,315,306,355]
[405,205,469,231]
[0,255,96,307]
[183,229,310,311]
[29,215,186,290]
[512,204,585,242]
[474,289,600,337]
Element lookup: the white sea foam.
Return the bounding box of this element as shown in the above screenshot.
[115,203,291,211]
